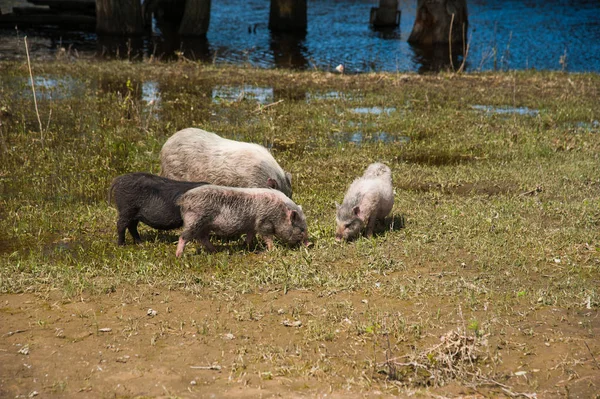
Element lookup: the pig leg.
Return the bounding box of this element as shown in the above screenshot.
[199,235,217,253]
[365,216,377,238]
[257,220,275,250]
[176,236,187,258]
[263,236,274,250]
[116,218,128,245]
[128,220,142,244]
[245,232,256,250]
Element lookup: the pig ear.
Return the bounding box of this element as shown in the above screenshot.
[285,172,292,185]
[353,206,361,217]
[267,178,279,189]
[288,209,299,222]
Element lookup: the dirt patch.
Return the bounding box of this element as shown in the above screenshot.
[1,289,598,398]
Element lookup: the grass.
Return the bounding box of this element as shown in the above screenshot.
[0,60,599,397]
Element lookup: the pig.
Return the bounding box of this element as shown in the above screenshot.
[109,172,209,245]
[160,128,293,198]
[175,185,308,256]
[335,163,394,241]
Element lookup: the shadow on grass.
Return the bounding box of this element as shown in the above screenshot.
[373,214,405,237]
[339,214,406,242]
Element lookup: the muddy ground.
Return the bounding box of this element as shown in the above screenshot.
[2,286,599,398]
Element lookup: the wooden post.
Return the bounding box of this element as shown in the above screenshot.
[178,0,211,37]
[408,0,468,45]
[269,0,307,33]
[370,0,400,28]
[96,0,143,35]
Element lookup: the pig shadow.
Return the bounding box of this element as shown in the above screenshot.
[140,231,181,245]
[372,214,406,237]
[191,235,267,254]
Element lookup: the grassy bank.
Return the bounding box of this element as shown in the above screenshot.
[0,61,599,397]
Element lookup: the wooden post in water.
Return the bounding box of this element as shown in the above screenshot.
[179,0,211,36]
[96,0,144,35]
[269,0,307,33]
[370,0,400,28]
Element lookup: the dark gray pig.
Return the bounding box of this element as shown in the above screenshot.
[335,163,394,241]
[175,185,308,256]
[109,172,208,245]
[160,128,293,198]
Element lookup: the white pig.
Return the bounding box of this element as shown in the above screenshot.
[176,185,308,256]
[160,128,293,198]
[335,163,394,241]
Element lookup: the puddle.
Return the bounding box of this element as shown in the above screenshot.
[332,131,410,145]
[308,91,343,101]
[140,81,161,121]
[3,76,89,101]
[212,86,273,105]
[569,120,600,133]
[305,91,363,102]
[471,105,540,116]
[142,81,161,104]
[351,107,396,115]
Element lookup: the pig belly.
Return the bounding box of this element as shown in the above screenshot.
[209,208,254,237]
[138,206,183,230]
[377,198,394,219]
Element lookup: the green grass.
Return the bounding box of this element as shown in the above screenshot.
[0,60,599,395]
[1,61,599,301]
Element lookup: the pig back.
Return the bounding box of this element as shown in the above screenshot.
[160,128,292,198]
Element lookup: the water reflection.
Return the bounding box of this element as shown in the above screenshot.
[410,43,466,73]
[306,91,363,102]
[3,76,88,100]
[333,131,410,145]
[351,106,396,115]
[212,86,274,105]
[471,104,540,116]
[149,32,212,61]
[370,26,402,40]
[569,120,600,133]
[142,81,161,104]
[96,35,145,60]
[270,32,309,69]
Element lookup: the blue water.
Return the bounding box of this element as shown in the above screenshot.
[0,0,599,73]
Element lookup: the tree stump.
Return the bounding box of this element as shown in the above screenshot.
[408,0,468,45]
[96,0,143,35]
[178,0,211,36]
